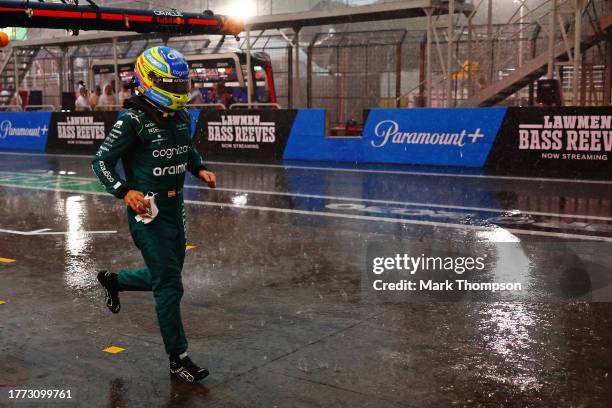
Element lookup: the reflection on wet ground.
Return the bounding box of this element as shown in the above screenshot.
[0,152,611,407]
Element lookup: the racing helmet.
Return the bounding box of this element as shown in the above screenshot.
[133,46,191,111]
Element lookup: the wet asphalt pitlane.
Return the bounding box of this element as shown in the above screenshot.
[0,151,611,407]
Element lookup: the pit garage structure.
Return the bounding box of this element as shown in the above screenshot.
[0,1,470,117]
[1,0,610,126]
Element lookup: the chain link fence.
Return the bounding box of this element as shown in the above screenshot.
[238,34,293,109]
[307,30,407,126]
[11,0,612,112]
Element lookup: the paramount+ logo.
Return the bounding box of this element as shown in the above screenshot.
[0,120,48,139]
[371,120,484,148]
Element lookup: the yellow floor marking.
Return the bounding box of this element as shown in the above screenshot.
[185,245,197,251]
[0,300,6,305]
[103,346,125,354]
[0,257,16,263]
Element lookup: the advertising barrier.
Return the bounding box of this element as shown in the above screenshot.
[194,109,297,160]
[283,108,508,167]
[0,111,51,152]
[360,108,507,167]
[485,107,612,176]
[0,107,609,179]
[45,111,119,154]
[282,107,611,177]
[282,109,364,162]
[0,110,209,155]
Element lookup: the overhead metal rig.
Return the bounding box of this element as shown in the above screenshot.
[0,0,244,37]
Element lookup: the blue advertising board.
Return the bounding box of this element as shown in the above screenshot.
[283,108,508,167]
[361,108,507,167]
[283,109,363,162]
[0,112,52,152]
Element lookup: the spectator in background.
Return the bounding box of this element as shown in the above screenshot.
[211,83,234,108]
[90,85,101,109]
[0,89,10,106]
[75,87,92,111]
[97,83,117,110]
[1,89,22,111]
[189,82,204,105]
[118,83,132,106]
[210,83,221,103]
[219,87,235,109]
[75,81,86,103]
[76,80,86,96]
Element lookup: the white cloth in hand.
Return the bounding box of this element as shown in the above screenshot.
[134,192,159,224]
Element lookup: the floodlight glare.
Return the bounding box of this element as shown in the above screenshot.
[225,0,257,20]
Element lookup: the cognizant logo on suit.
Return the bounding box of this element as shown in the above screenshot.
[152,145,189,159]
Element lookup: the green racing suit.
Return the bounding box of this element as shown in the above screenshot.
[91,98,207,355]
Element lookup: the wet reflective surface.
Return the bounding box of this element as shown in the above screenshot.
[0,151,611,407]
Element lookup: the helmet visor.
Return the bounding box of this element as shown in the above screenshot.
[153,76,191,95]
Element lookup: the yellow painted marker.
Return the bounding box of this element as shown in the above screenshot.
[0,300,6,305]
[0,257,16,263]
[185,245,196,251]
[103,346,125,354]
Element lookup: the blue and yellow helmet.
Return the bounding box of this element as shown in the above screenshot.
[134,46,191,111]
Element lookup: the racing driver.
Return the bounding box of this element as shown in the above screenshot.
[91,46,216,383]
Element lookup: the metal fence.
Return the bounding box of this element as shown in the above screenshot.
[6,0,611,119]
[13,33,293,111]
[397,0,611,107]
[238,34,293,109]
[307,30,407,126]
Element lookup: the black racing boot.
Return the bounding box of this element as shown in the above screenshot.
[97,271,120,314]
[169,355,209,383]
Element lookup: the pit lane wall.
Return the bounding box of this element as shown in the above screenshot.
[0,108,610,178]
[195,106,611,178]
[0,110,201,154]
[0,112,52,152]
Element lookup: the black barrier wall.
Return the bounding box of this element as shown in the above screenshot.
[46,111,118,154]
[485,107,612,177]
[0,107,609,180]
[194,109,297,160]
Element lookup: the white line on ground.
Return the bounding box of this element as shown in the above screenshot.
[188,185,612,222]
[1,151,610,185]
[0,227,117,235]
[184,200,612,243]
[1,170,610,222]
[204,161,612,185]
[0,181,610,242]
